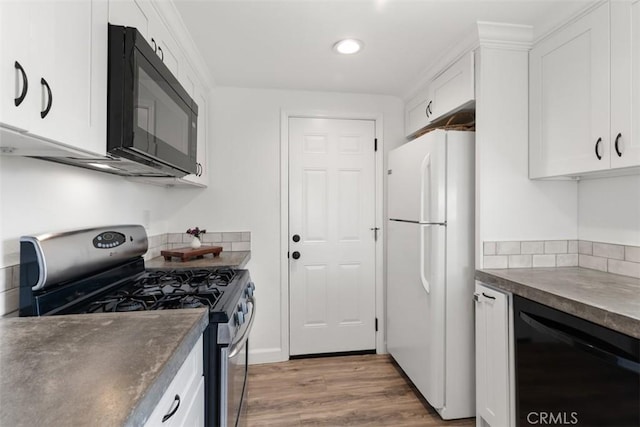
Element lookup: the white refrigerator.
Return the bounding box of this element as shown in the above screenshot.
[386,129,475,420]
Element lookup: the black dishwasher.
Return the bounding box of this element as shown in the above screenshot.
[513,295,639,427]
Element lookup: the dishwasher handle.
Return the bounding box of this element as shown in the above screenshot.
[520,311,640,374]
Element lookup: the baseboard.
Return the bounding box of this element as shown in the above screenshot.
[248,347,287,365]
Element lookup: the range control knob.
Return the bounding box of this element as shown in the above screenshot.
[235,310,245,326]
[238,301,248,314]
[246,282,255,297]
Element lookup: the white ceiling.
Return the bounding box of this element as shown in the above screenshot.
[173,0,591,97]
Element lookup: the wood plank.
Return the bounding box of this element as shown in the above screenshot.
[160,246,222,262]
[246,354,475,426]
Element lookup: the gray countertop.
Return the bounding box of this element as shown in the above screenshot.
[145,250,251,270]
[476,267,640,338]
[0,309,208,427]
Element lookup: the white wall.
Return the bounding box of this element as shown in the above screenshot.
[0,156,171,267]
[578,174,640,246]
[165,87,405,363]
[475,46,578,266]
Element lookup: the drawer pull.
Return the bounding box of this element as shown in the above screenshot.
[482,292,495,300]
[162,394,181,423]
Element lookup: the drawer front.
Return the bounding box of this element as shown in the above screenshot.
[144,336,204,427]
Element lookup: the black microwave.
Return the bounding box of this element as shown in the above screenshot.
[107,24,198,177]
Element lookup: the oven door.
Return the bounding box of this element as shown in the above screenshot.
[220,297,255,427]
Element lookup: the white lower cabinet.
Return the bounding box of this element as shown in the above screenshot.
[144,336,204,427]
[474,282,513,427]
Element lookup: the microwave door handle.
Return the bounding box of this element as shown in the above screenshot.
[228,297,256,359]
[520,312,640,374]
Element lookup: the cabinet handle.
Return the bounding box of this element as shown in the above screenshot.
[196,162,202,176]
[158,45,164,61]
[161,394,181,422]
[40,78,52,119]
[614,133,622,157]
[427,101,432,115]
[151,38,157,52]
[482,292,496,300]
[594,137,602,160]
[14,61,28,107]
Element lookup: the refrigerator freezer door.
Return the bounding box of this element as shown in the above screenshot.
[388,131,446,223]
[386,220,446,409]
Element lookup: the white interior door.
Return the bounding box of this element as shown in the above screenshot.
[289,117,376,356]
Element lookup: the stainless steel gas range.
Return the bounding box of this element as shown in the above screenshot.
[18,224,255,427]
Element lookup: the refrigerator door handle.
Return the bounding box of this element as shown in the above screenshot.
[419,224,430,294]
[419,153,431,223]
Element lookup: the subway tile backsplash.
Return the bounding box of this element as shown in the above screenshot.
[483,239,640,279]
[1,230,251,317]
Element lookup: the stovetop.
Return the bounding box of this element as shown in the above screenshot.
[58,267,250,324]
[77,269,238,313]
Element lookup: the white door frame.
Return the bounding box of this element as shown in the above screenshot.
[280,109,385,361]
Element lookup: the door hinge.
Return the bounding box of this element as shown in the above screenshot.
[375,318,378,332]
[374,138,378,152]
[370,227,380,241]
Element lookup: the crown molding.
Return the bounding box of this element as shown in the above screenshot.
[476,21,534,51]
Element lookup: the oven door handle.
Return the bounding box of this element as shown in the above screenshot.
[229,296,256,359]
[520,311,640,374]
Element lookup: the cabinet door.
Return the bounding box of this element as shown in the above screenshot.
[611,0,640,168]
[475,283,510,427]
[530,3,610,178]
[405,97,431,137]
[108,0,152,40]
[0,2,31,132]
[146,4,182,77]
[27,0,107,156]
[177,377,205,427]
[429,51,474,122]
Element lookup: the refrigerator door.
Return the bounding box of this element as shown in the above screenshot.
[386,219,446,408]
[388,130,446,223]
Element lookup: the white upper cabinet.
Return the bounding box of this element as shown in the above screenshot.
[0,2,31,132]
[0,0,107,157]
[108,0,151,40]
[405,52,475,138]
[405,92,432,137]
[109,0,183,77]
[530,1,640,178]
[611,0,640,169]
[429,51,475,121]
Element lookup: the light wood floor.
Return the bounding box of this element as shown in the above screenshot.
[245,354,475,426]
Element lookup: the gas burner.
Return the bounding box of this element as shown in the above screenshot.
[180,295,207,309]
[209,268,236,285]
[115,299,146,312]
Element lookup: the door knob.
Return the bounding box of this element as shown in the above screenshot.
[292,234,300,242]
[291,251,301,260]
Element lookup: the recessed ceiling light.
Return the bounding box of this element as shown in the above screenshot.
[333,39,363,55]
